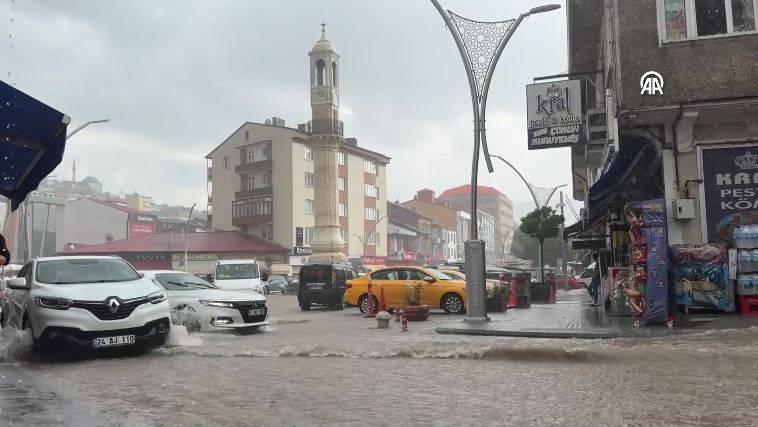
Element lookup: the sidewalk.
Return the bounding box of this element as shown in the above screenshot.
[436,289,758,339]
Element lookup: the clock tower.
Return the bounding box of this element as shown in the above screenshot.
[307,24,346,262]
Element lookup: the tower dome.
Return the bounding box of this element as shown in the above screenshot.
[310,23,336,53]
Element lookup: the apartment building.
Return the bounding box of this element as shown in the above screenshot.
[566,0,758,246]
[205,119,390,269]
[439,184,515,260]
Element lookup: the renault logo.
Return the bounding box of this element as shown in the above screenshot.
[106,297,121,314]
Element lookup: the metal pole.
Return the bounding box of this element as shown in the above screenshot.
[184,203,196,270]
[560,191,567,290]
[66,119,109,140]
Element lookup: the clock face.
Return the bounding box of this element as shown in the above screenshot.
[313,88,328,104]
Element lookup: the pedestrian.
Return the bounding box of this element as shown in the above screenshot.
[0,232,9,267]
[588,252,600,306]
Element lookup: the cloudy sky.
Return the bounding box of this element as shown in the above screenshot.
[3,0,579,221]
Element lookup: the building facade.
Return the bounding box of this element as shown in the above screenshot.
[439,184,515,261]
[567,0,758,246]
[60,198,158,249]
[387,201,430,264]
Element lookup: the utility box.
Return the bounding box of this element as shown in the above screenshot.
[670,199,695,220]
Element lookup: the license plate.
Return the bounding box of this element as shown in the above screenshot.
[308,283,324,290]
[93,335,135,348]
[248,308,266,316]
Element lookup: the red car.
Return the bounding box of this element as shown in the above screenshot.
[551,273,581,289]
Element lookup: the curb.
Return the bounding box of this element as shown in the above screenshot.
[435,326,621,339]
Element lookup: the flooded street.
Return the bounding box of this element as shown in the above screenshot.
[1,293,757,425]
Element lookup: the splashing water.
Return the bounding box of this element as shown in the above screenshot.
[0,326,33,363]
[166,325,202,347]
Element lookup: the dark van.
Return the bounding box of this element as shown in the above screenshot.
[297,262,359,311]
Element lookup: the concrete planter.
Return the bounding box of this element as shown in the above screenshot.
[403,305,430,321]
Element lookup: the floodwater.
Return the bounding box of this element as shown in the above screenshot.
[3,294,758,425]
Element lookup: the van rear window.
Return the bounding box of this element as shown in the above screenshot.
[300,265,332,283]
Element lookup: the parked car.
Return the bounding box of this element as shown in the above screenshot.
[551,273,582,289]
[440,269,498,295]
[0,256,171,351]
[264,274,288,294]
[298,262,359,311]
[142,270,268,332]
[344,266,467,314]
[214,259,267,293]
[281,276,299,295]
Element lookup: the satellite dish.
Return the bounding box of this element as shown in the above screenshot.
[105,233,114,242]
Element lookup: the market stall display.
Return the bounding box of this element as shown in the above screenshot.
[670,242,733,313]
[734,225,758,315]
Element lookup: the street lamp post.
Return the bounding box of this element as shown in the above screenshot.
[66,119,109,140]
[430,1,560,321]
[354,216,387,257]
[184,203,197,270]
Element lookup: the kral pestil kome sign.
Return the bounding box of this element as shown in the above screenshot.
[700,145,758,242]
[526,79,585,150]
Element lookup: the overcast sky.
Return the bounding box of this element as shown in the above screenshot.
[3,0,579,221]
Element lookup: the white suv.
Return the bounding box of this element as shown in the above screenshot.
[0,256,171,351]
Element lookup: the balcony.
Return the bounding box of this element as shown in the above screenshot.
[235,158,271,174]
[234,186,272,200]
[306,119,344,136]
[232,197,273,227]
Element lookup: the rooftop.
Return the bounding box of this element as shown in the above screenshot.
[62,231,289,254]
[439,184,511,202]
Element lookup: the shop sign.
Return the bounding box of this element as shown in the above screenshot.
[171,252,218,262]
[402,252,416,261]
[570,239,605,250]
[526,79,585,150]
[362,256,386,264]
[700,145,758,242]
[288,255,309,266]
[128,220,156,238]
[128,252,169,261]
[292,246,313,255]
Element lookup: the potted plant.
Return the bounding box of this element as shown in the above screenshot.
[516,277,531,309]
[486,282,510,313]
[403,283,429,321]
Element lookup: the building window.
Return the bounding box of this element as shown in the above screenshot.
[365,184,378,198]
[262,172,270,187]
[316,59,325,86]
[365,207,378,221]
[364,159,377,174]
[337,151,347,166]
[305,145,314,161]
[339,202,347,217]
[305,199,315,215]
[305,172,314,188]
[332,61,338,87]
[339,228,346,242]
[660,0,757,40]
[367,231,380,246]
[246,150,255,164]
[247,175,255,190]
[338,176,348,191]
[245,130,250,142]
[263,223,273,239]
[304,227,315,246]
[223,156,230,170]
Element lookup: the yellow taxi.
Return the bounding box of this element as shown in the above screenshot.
[345,266,467,314]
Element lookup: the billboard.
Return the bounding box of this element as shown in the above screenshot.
[526,79,585,150]
[700,145,758,242]
[128,220,156,238]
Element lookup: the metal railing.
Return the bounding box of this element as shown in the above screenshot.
[306,119,344,136]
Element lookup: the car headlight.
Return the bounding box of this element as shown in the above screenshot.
[35,296,73,310]
[199,300,234,308]
[147,291,167,304]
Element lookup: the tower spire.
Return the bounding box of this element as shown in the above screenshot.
[321,22,326,39]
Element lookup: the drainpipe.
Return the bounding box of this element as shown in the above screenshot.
[672,107,684,197]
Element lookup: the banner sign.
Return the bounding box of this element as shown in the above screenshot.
[128,220,156,238]
[171,253,218,262]
[701,145,758,242]
[526,79,585,150]
[628,198,669,324]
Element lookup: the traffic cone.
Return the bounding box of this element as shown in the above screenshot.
[401,314,408,332]
[378,285,387,312]
[508,278,518,308]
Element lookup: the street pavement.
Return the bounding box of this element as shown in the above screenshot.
[2,292,758,425]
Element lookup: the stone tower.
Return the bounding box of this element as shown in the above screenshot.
[308,24,346,262]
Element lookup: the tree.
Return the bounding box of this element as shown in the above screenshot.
[511,230,565,266]
[518,207,564,282]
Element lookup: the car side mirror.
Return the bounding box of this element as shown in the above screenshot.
[423,276,435,283]
[7,277,29,290]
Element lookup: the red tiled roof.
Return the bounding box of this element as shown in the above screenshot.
[439,184,507,199]
[62,231,289,254]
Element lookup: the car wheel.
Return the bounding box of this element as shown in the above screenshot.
[441,293,465,314]
[358,294,379,314]
[300,302,311,311]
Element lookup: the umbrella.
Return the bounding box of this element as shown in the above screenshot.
[0,80,69,211]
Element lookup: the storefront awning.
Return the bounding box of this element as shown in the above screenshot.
[0,81,69,210]
[586,134,660,223]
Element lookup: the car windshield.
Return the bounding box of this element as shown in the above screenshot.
[155,272,217,291]
[268,275,286,284]
[216,263,259,280]
[36,259,141,284]
[428,269,454,280]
